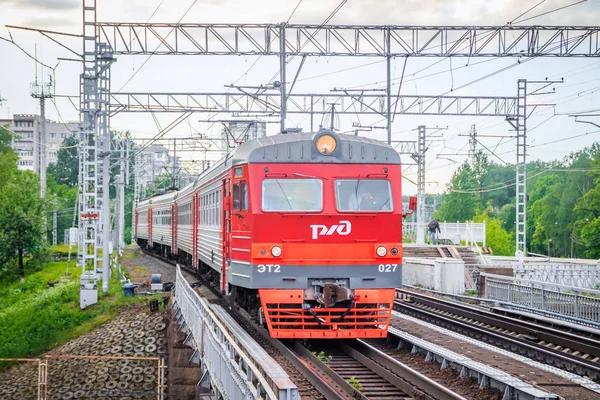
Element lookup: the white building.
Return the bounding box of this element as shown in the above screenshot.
[220,120,267,158]
[0,114,78,172]
[135,144,185,191]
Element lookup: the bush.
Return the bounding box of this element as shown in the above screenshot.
[26,247,52,273]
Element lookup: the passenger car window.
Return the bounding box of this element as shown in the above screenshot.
[335,179,393,211]
[262,179,322,211]
[241,182,248,210]
[233,184,240,209]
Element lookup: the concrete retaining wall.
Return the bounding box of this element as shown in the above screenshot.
[403,257,465,294]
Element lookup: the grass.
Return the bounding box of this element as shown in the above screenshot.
[0,260,160,367]
[347,376,363,390]
[120,247,140,260]
[50,244,78,257]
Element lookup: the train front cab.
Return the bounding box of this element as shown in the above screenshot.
[228,131,403,339]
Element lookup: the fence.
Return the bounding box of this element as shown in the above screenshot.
[482,273,600,323]
[173,265,298,400]
[0,355,165,400]
[514,265,600,290]
[403,221,486,246]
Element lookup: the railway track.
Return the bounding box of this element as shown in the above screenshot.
[395,288,600,381]
[289,339,466,400]
[139,249,466,399]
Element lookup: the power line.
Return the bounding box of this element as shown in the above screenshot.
[117,0,198,92]
[510,0,547,23]
[287,0,303,23]
[530,129,600,148]
[513,0,587,24]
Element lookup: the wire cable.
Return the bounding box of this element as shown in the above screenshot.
[513,0,587,24]
[117,0,198,92]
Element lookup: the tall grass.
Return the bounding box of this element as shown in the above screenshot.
[0,261,155,365]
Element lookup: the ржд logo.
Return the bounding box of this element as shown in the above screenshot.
[310,220,352,240]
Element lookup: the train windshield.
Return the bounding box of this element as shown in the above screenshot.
[262,179,323,211]
[335,179,393,211]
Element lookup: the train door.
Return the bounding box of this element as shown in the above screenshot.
[222,177,232,293]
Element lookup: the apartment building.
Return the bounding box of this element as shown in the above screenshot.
[0,114,78,172]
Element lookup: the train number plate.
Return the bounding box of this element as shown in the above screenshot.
[378,264,398,272]
[257,264,281,273]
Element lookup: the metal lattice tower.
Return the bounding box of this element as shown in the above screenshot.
[78,0,100,276]
[515,80,527,255]
[78,0,114,290]
[415,125,426,244]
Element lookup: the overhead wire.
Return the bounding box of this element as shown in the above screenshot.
[117,0,199,92]
[512,0,588,24]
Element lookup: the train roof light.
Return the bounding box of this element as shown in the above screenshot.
[315,134,337,155]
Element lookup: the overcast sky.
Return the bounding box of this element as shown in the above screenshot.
[1,0,600,194]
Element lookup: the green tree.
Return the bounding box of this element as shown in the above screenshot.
[0,125,46,277]
[0,171,45,276]
[474,208,514,256]
[573,150,600,258]
[528,146,597,256]
[47,136,79,187]
[0,125,18,188]
[435,162,479,221]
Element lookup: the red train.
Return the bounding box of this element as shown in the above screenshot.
[135,130,413,339]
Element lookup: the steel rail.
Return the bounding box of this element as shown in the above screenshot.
[140,248,347,399]
[142,248,466,399]
[398,289,600,359]
[393,297,600,380]
[344,340,467,400]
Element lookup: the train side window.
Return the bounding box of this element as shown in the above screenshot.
[233,184,240,209]
[241,182,248,210]
[234,167,243,178]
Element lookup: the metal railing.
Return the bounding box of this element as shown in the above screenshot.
[514,265,600,290]
[474,260,600,290]
[403,221,486,245]
[482,273,600,323]
[173,265,298,400]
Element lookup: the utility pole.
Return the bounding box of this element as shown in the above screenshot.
[412,126,446,244]
[118,139,126,253]
[329,104,336,130]
[52,194,57,246]
[414,126,426,245]
[132,152,139,240]
[31,75,53,244]
[506,79,562,256]
[278,23,286,133]
[468,124,477,158]
[101,131,111,293]
[172,137,177,189]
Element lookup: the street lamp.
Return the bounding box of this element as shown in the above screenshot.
[571,218,590,258]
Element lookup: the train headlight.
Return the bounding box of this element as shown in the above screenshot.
[271,246,282,257]
[376,246,387,257]
[315,134,337,155]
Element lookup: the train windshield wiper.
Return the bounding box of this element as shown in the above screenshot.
[274,179,293,210]
[354,175,361,211]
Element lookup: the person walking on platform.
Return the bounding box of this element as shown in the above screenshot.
[427,219,441,245]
